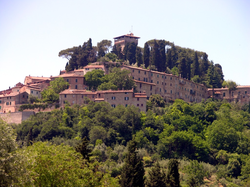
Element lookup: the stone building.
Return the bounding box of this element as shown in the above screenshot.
[114,33,140,51]
[122,65,208,103]
[208,85,250,104]
[59,89,147,112]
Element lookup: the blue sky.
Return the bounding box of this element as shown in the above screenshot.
[0,0,249,91]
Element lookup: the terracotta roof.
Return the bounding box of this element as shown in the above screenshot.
[95,98,105,101]
[214,91,222,94]
[83,65,105,69]
[26,76,50,80]
[0,91,26,98]
[237,85,250,88]
[134,93,147,98]
[97,89,134,94]
[134,80,156,86]
[52,74,84,78]
[59,89,96,95]
[114,33,140,39]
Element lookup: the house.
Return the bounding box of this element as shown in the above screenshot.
[114,33,140,51]
[59,89,147,112]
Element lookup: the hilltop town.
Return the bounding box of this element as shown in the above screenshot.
[0,33,250,119]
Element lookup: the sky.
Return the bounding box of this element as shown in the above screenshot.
[0,0,249,91]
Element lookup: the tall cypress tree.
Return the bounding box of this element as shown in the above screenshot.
[147,162,166,187]
[166,159,180,187]
[136,47,143,67]
[127,42,137,65]
[152,40,161,71]
[159,40,166,72]
[186,57,192,80]
[75,137,92,161]
[143,42,150,68]
[178,58,187,78]
[193,52,200,77]
[121,139,145,187]
[123,43,130,60]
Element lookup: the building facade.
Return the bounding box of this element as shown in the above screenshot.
[59,89,147,112]
[122,65,208,103]
[114,33,140,51]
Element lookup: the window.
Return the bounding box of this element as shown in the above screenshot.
[245,91,247,94]
[165,90,167,93]
[10,102,11,105]
[162,75,164,78]
[138,78,140,81]
[171,90,172,94]
[7,97,8,99]
[6,102,9,105]
[133,69,134,72]
[151,80,153,83]
[75,85,78,89]
[137,98,139,101]
[66,79,69,82]
[64,94,67,98]
[112,96,116,100]
[17,90,19,92]
[170,77,172,80]
[36,91,38,94]
[111,104,116,108]
[151,73,153,76]
[0,100,1,103]
[124,97,129,100]
[0,106,1,109]
[138,70,140,73]
[140,84,142,88]
[73,95,75,97]
[125,104,128,107]
[144,71,146,75]
[125,92,128,94]
[160,88,161,92]
[141,104,143,106]
[23,95,25,98]
[232,92,234,96]
[31,90,33,94]
[150,86,152,91]
[157,75,159,78]
[82,95,83,98]
[86,68,89,70]
[73,101,75,104]
[157,81,159,84]
[137,104,139,106]
[76,79,78,82]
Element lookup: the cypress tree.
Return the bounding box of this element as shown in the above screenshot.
[75,137,92,160]
[178,58,187,78]
[193,52,200,77]
[186,57,192,80]
[143,42,150,68]
[159,40,166,72]
[127,42,137,65]
[26,127,33,146]
[121,139,145,187]
[152,40,161,71]
[123,43,130,60]
[166,49,173,69]
[147,162,167,187]
[136,47,143,67]
[166,159,180,187]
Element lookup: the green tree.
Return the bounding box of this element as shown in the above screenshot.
[222,80,237,102]
[178,58,187,78]
[166,159,180,187]
[97,39,112,58]
[184,160,206,187]
[192,51,200,77]
[152,40,161,71]
[84,69,105,90]
[147,162,167,187]
[50,77,69,94]
[136,46,143,67]
[98,82,118,90]
[159,40,166,72]
[127,42,137,65]
[143,42,150,68]
[121,139,145,187]
[0,119,30,187]
[75,137,92,160]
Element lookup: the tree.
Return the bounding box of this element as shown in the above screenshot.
[152,40,161,71]
[147,94,165,110]
[0,119,30,187]
[75,137,92,160]
[50,77,69,94]
[97,40,112,58]
[41,77,69,103]
[159,40,166,72]
[98,82,117,90]
[178,58,187,78]
[136,47,143,67]
[222,80,237,102]
[147,162,167,187]
[184,160,206,187]
[127,42,137,65]
[192,52,199,77]
[121,139,145,187]
[84,69,105,90]
[143,42,150,68]
[166,159,180,187]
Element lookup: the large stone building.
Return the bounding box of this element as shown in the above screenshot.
[59,89,147,112]
[122,65,208,103]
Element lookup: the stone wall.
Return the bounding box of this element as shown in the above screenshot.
[0,111,35,124]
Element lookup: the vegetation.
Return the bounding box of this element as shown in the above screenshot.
[5,98,248,186]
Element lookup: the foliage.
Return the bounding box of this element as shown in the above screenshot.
[84,69,105,90]
[147,161,167,187]
[166,159,180,187]
[19,103,48,111]
[120,138,145,187]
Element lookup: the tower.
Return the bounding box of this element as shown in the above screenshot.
[113,33,140,52]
